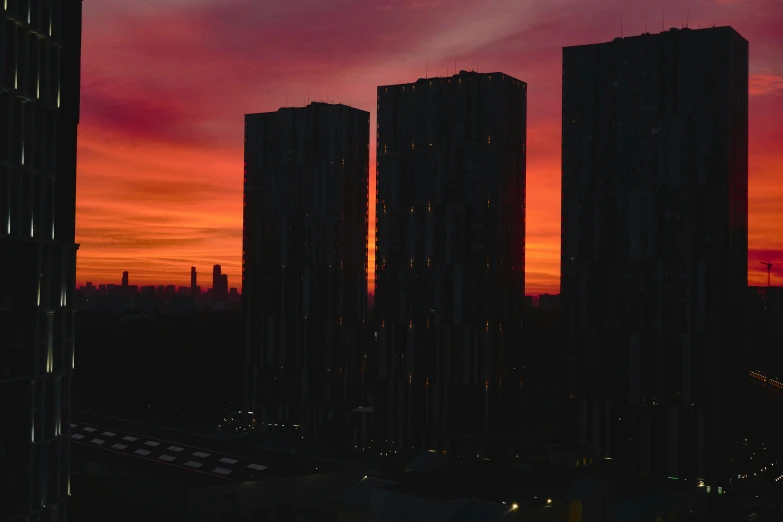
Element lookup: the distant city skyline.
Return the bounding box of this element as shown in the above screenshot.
[74,0,783,294]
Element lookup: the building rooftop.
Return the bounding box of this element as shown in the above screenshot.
[69,420,340,488]
[245,101,369,118]
[563,25,747,50]
[379,69,526,89]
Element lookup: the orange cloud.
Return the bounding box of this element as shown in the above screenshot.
[750,73,783,96]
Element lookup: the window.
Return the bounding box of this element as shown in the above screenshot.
[0,167,7,234]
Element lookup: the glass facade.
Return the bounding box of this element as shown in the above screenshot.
[0,0,81,519]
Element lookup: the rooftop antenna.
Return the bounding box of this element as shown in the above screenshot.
[762,261,773,288]
[454,57,457,74]
[662,0,665,32]
[285,91,288,107]
[686,10,689,28]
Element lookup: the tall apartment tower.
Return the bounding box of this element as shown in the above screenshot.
[212,264,222,300]
[0,0,83,519]
[560,27,748,489]
[243,102,370,435]
[375,71,527,456]
[190,266,197,296]
[121,270,128,287]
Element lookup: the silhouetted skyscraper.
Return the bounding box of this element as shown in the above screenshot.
[0,1,83,518]
[212,264,222,301]
[560,27,748,489]
[243,102,369,432]
[191,266,197,296]
[121,271,128,287]
[374,70,527,455]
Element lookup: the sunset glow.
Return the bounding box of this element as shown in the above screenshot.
[77,0,783,293]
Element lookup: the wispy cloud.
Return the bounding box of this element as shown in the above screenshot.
[750,73,783,95]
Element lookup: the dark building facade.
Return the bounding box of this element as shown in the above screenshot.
[212,264,222,300]
[560,27,748,490]
[121,270,128,288]
[0,0,83,520]
[243,102,370,436]
[190,266,197,296]
[374,70,527,456]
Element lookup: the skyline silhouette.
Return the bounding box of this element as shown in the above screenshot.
[73,0,783,294]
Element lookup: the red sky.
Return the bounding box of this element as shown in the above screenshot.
[76,0,783,294]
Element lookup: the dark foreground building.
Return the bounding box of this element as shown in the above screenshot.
[374,70,527,457]
[0,1,83,520]
[243,102,370,438]
[560,27,748,490]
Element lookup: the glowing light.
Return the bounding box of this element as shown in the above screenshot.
[37,76,40,99]
[511,504,518,510]
[57,85,60,108]
[21,142,24,165]
[546,499,552,505]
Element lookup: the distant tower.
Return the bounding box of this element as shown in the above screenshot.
[212,264,222,300]
[191,266,198,296]
[122,271,129,287]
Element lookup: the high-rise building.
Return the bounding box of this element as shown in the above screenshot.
[121,270,128,287]
[220,274,228,300]
[0,1,83,519]
[374,70,527,456]
[243,102,370,434]
[560,27,748,489]
[212,264,222,301]
[190,266,197,296]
